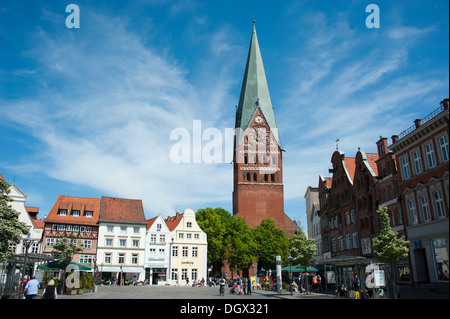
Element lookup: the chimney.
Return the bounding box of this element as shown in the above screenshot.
[391,135,399,144]
[414,119,421,129]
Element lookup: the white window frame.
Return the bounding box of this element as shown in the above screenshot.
[424,142,436,169]
[437,134,449,163]
[400,156,411,180]
[407,199,418,225]
[419,195,431,222]
[412,149,423,175]
[433,189,446,219]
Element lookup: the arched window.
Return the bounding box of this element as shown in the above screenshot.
[246,173,250,181]
[271,174,275,182]
[264,174,268,182]
[253,173,257,181]
[244,155,248,164]
[272,156,277,165]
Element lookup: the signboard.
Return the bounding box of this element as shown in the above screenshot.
[250,276,256,287]
[373,270,385,288]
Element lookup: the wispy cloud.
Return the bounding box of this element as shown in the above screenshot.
[277,8,447,213]
[1,9,239,217]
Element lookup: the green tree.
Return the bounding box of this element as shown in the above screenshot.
[252,219,290,270]
[51,237,83,293]
[289,229,317,293]
[196,207,232,273]
[289,229,317,269]
[224,217,256,276]
[0,179,29,261]
[373,205,409,298]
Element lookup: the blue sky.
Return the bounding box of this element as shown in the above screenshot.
[1,0,448,231]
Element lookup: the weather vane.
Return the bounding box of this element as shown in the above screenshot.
[335,138,340,150]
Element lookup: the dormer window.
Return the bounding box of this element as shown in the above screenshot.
[84,211,93,217]
[72,210,80,217]
[57,209,67,216]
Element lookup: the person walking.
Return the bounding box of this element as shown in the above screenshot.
[42,279,57,299]
[23,275,40,299]
[247,278,252,295]
[236,276,243,295]
[218,277,226,296]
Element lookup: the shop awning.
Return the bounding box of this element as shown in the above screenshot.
[37,260,92,271]
[314,256,372,266]
[281,265,318,273]
[6,253,54,264]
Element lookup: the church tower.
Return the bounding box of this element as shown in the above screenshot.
[232,23,298,236]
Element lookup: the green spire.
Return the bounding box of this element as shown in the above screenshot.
[235,23,281,148]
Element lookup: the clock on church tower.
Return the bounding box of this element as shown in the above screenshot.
[232,23,298,237]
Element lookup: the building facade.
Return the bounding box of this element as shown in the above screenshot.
[375,137,410,283]
[232,23,298,236]
[389,99,449,289]
[304,186,322,257]
[97,196,147,283]
[165,209,208,285]
[42,196,100,269]
[145,214,171,285]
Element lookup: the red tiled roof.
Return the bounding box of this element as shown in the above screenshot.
[99,196,147,224]
[343,156,356,183]
[0,172,4,181]
[26,206,39,214]
[365,153,379,176]
[146,216,158,230]
[33,219,45,229]
[45,195,101,226]
[164,212,183,231]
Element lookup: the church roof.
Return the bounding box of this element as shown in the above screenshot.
[235,23,281,148]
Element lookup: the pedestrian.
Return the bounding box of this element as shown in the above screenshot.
[312,275,318,292]
[186,276,189,286]
[23,275,40,299]
[219,277,226,296]
[236,275,243,294]
[42,279,57,299]
[352,273,360,291]
[247,278,252,295]
[317,275,323,292]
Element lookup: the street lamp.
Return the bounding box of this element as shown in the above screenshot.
[288,253,293,296]
[19,232,34,299]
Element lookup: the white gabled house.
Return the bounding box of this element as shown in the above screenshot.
[145,214,171,285]
[165,208,208,286]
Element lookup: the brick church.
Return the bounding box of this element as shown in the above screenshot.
[232,23,298,237]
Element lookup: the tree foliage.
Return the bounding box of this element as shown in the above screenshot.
[0,179,29,261]
[373,205,409,264]
[196,207,232,267]
[289,229,317,268]
[224,217,257,271]
[252,219,290,269]
[51,237,84,268]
